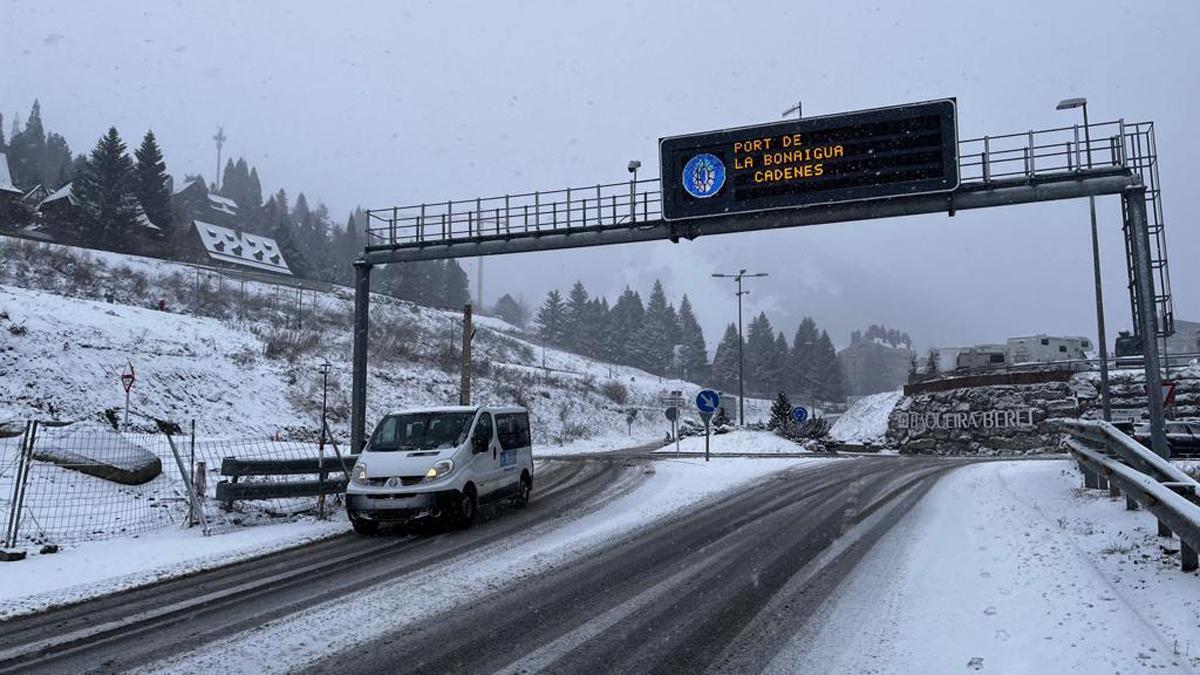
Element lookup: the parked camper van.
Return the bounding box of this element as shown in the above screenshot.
[345,406,533,534]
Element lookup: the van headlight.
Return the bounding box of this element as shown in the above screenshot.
[424,459,454,481]
[353,463,369,485]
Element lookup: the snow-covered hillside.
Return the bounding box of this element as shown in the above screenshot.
[0,237,767,446]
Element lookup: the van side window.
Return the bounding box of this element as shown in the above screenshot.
[496,413,531,448]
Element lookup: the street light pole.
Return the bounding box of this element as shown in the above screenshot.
[713,269,768,425]
[1057,97,1111,421]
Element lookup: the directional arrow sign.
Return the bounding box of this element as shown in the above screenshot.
[696,389,720,415]
[790,406,808,424]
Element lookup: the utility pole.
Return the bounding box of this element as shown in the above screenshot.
[1056,97,1111,421]
[712,269,768,425]
[460,303,473,405]
[213,126,227,191]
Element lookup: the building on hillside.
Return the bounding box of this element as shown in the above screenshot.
[1006,335,1092,364]
[36,182,80,225]
[0,152,25,226]
[21,184,49,206]
[172,178,238,227]
[837,336,914,397]
[188,220,291,275]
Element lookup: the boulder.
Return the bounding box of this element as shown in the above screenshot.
[31,423,162,485]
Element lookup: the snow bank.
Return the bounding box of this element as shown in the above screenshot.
[829,390,901,445]
[770,460,1200,673]
[0,517,347,619]
[653,430,812,455]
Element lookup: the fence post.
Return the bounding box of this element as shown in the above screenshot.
[1183,542,1199,572]
[3,421,36,550]
[164,427,208,533]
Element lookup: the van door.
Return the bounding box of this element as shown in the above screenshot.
[495,412,531,491]
[470,412,501,497]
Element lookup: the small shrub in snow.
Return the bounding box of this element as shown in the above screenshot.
[261,326,321,362]
[600,380,628,404]
[8,322,28,336]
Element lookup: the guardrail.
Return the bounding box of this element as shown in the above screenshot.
[1054,418,1199,571]
[215,454,354,503]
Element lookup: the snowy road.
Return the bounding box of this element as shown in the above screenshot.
[299,456,959,674]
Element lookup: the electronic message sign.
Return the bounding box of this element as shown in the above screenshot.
[659,99,959,221]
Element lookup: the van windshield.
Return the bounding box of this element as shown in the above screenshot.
[369,412,476,451]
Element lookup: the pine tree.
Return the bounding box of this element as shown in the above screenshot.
[713,406,731,427]
[133,131,172,231]
[0,112,5,151]
[711,323,741,394]
[536,290,567,344]
[72,127,140,248]
[494,293,528,327]
[770,331,791,396]
[636,279,677,375]
[608,287,646,368]
[581,297,610,360]
[676,295,708,383]
[220,158,237,199]
[908,352,920,384]
[790,317,821,399]
[745,312,776,395]
[926,348,941,376]
[815,330,846,402]
[563,280,590,352]
[246,167,263,210]
[7,100,46,190]
[769,392,793,431]
[441,260,471,308]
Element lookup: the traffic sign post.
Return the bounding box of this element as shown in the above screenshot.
[664,406,680,454]
[697,389,719,462]
[120,363,136,431]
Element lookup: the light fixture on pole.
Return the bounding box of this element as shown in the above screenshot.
[782,101,803,119]
[712,269,768,426]
[628,160,641,223]
[1056,96,1111,422]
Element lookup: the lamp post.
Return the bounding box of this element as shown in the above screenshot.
[1057,97,1111,422]
[782,101,803,119]
[712,269,768,425]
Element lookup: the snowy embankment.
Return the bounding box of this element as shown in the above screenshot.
[829,390,901,446]
[0,237,770,450]
[772,460,1200,673]
[43,457,825,673]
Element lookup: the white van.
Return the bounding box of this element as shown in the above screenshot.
[345,405,534,534]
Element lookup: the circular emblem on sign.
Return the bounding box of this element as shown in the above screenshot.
[682,153,726,199]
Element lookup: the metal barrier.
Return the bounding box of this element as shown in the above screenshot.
[215,455,352,503]
[1055,418,1199,571]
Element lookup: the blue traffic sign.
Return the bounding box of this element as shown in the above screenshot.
[696,389,720,414]
[790,406,809,424]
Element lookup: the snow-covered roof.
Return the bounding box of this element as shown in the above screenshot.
[21,184,47,202]
[136,211,161,231]
[192,220,291,275]
[172,178,202,195]
[39,182,77,207]
[0,152,22,195]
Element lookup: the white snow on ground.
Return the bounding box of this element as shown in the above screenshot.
[137,455,834,674]
[830,390,901,445]
[770,460,1200,674]
[0,517,347,620]
[653,429,810,455]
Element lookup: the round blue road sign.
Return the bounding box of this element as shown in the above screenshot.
[790,406,809,424]
[696,389,720,414]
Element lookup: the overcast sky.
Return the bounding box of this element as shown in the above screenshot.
[3,0,1197,352]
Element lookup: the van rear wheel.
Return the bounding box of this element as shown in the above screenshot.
[515,473,532,508]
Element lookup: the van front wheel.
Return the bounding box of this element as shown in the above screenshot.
[453,485,478,530]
